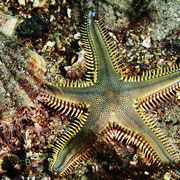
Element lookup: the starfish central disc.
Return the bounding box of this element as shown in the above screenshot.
[106,90,116,99]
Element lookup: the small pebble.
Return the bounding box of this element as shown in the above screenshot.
[46,41,55,47]
[142,37,151,48]
[0,14,17,36]
[74,32,81,40]
[33,0,40,7]
[18,0,25,6]
[67,8,72,18]
[144,171,149,175]
[126,38,134,47]
[163,172,171,180]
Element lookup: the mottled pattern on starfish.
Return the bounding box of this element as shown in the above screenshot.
[39,10,180,177]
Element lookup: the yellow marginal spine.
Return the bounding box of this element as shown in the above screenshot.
[136,83,180,162]
[38,93,90,172]
[101,122,162,166]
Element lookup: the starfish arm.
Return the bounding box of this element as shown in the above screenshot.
[47,10,124,92]
[50,129,94,177]
[127,68,180,99]
[101,122,162,165]
[121,106,179,163]
[101,122,180,178]
[83,10,119,82]
[134,79,180,163]
[38,93,92,176]
[135,101,180,162]
[49,11,98,89]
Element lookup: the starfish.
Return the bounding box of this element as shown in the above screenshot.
[38,10,180,178]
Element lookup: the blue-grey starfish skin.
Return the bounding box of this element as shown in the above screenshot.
[38,10,180,177]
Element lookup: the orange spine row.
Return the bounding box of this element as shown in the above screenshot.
[135,83,180,162]
[59,148,92,177]
[38,94,90,174]
[81,13,97,83]
[101,122,162,166]
[95,20,126,77]
[38,93,89,119]
[137,83,180,112]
